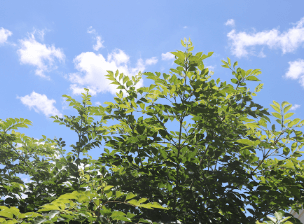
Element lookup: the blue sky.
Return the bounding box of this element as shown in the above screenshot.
[1,0,304,219]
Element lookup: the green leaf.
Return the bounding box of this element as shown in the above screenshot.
[273,100,280,109]
[104,185,114,191]
[271,112,282,119]
[240,69,246,78]
[188,46,194,52]
[233,61,238,69]
[221,60,229,68]
[254,83,263,92]
[0,210,13,219]
[289,186,300,198]
[251,69,262,76]
[236,139,255,146]
[139,103,145,110]
[245,69,252,76]
[284,112,294,120]
[285,160,294,169]
[274,211,283,220]
[119,73,123,81]
[221,64,229,68]
[138,198,148,204]
[123,76,129,84]
[111,211,126,218]
[245,76,260,81]
[291,143,297,153]
[215,78,220,85]
[231,78,238,84]
[126,192,136,201]
[283,147,290,156]
[288,118,301,128]
[126,80,133,88]
[116,191,124,199]
[281,101,289,108]
[227,57,231,67]
[284,104,292,113]
[38,204,60,212]
[270,104,281,113]
[181,39,186,47]
[127,199,140,206]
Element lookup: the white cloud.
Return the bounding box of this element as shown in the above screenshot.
[225,19,235,27]
[87,26,104,51]
[68,49,147,96]
[258,48,266,58]
[284,59,304,87]
[161,52,175,60]
[285,59,304,79]
[17,91,62,118]
[227,17,304,57]
[0,27,12,44]
[17,32,65,79]
[291,104,301,111]
[108,49,129,64]
[183,26,188,29]
[87,26,95,34]
[145,57,158,65]
[93,36,104,51]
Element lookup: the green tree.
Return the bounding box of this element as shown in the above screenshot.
[1,38,304,223]
[94,38,304,223]
[0,90,165,223]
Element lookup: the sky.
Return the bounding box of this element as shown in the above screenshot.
[1,0,304,220]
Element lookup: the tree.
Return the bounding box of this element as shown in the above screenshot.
[1,38,304,223]
[0,93,166,223]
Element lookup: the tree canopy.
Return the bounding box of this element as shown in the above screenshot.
[1,38,304,224]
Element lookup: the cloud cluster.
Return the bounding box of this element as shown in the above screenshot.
[0,27,12,44]
[227,17,304,57]
[68,49,157,95]
[17,31,65,79]
[17,91,62,118]
[87,26,104,51]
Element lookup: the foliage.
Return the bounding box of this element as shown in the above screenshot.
[256,211,293,224]
[1,38,304,223]
[0,169,166,223]
[0,91,165,223]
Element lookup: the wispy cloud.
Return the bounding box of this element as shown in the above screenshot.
[68,48,155,96]
[161,52,175,60]
[145,57,158,65]
[17,91,62,118]
[93,36,103,51]
[17,30,65,79]
[225,19,235,27]
[227,17,304,57]
[206,65,215,71]
[291,104,301,111]
[87,26,104,51]
[285,59,304,86]
[0,27,12,44]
